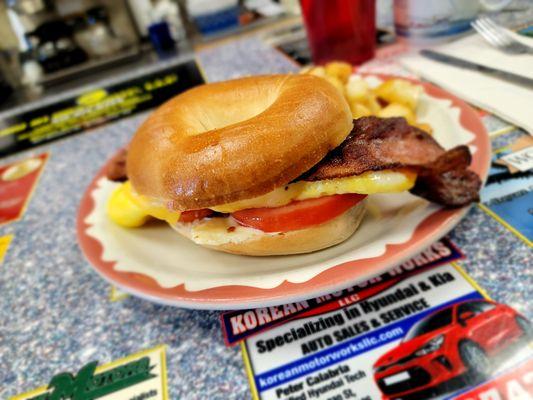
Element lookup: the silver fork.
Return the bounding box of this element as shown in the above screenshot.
[471,16,533,55]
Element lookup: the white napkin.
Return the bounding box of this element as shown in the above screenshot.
[400,32,533,134]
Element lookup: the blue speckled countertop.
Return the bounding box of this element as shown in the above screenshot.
[0,33,531,400]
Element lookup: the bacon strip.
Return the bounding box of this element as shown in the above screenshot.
[303,117,481,207]
[106,148,128,182]
[410,146,481,206]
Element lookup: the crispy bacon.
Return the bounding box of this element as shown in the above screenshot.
[410,146,481,206]
[303,117,481,207]
[106,148,128,182]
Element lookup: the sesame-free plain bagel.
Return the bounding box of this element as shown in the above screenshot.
[127,74,353,210]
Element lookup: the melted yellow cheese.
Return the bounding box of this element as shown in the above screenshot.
[211,169,416,213]
[107,170,416,228]
[107,181,180,227]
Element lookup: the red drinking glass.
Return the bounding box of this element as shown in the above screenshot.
[300,0,376,65]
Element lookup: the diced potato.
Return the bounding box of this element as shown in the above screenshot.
[299,69,426,126]
[325,61,353,84]
[378,103,416,124]
[345,78,370,103]
[415,122,433,135]
[374,79,422,110]
[350,103,371,119]
[366,94,382,114]
[324,75,345,95]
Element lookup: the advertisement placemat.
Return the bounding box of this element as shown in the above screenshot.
[11,345,168,400]
[0,60,204,156]
[0,234,13,264]
[221,239,464,347]
[239,260,532,400]
[479,132,533,246]
[0,153,48,226]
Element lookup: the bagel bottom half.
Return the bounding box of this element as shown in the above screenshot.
[171,202,366,256]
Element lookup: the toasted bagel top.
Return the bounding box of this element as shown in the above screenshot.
[127,74,353,210]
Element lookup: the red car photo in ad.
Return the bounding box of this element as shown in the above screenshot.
[373,300,531,400]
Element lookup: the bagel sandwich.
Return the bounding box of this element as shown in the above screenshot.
[105,75,481,256]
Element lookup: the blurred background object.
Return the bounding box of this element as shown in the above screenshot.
[471,15,533,54]
[187,0,239,35]
[393,0,513,44]
[28,19,89,73]
[0,72,14,106]
[0,0,529,116]
[1,0,140,93]
[0,0,301,100]
[300,0,376,65]
[73,6,125,58]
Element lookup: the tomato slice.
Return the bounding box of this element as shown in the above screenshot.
[231,194,366,232]
[179,209,214,223]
